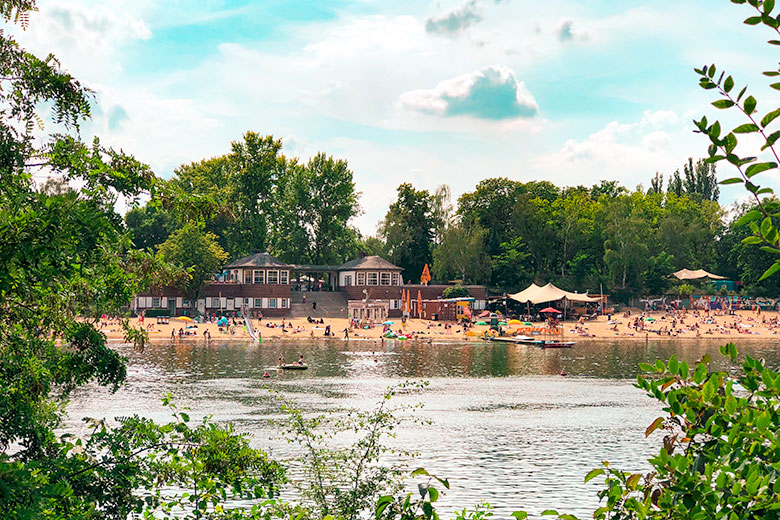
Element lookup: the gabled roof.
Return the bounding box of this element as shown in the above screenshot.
[337,255,403,271]
[225,252,290,269]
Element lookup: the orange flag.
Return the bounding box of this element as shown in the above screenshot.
[420,264,431,285]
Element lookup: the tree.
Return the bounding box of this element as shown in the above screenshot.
[357,235,387,257]
[648,172,664,194]
[602,195,650,291]
[0,3,285,518]
[682,157,720,201]
[667,170,684,197]
[491,237,534,291]
[432,220,491,284]
[157,223,229,301]
[125,204,178,250]
[430,184,453,244]
[379,183,439,282]
[442,285,471,298]
[171,133,288,259]
[457,177,523,257]
[273,152,361,264]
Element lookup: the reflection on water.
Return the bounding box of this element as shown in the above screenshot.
[66,338,778,518]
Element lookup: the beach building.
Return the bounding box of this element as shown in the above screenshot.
[132,252,487,318]
[134,252,293,318]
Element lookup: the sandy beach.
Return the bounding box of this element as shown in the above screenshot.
[97,309,780,344]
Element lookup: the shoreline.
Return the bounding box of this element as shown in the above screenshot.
[99,310,780,345]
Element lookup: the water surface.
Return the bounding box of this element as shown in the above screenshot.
[66,338,779,518]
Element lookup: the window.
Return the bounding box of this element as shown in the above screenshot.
[232,270,240,282]
[357,272,366,285]
[243,298,250,307]
[281,298,288,308]
[254,298,262,308]
[269,298,277,309]
[280,271,289,284]
[254,270,264,284]
[244,270,252,284]
[211,297,220,308]
[344,275,352,286]
[380,272,391,286]
[392,299,399,310]
[267,270,279,284]
[367,272,378,286]
[183,300,192,308]
[392,273,400,286]
[152,297,161,308]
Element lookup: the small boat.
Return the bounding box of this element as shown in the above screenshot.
[278,363,309,370]
[538,341,575,349]
[484,336,575,348]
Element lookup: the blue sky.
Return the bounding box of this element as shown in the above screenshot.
[10,0,779,233]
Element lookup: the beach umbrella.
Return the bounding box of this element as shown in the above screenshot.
[508,319,523,325]
[540,307,560,314]
[420,264,431,285]
[417,290,422,318]
[407,290,412,314]
[475,321,488,325]
[383,321,395,325]
[178,316,194,322]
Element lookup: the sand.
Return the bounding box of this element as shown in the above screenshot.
[96,308,780,344]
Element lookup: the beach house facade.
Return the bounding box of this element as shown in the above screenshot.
[133,252,293,318]
[132,252,487,319]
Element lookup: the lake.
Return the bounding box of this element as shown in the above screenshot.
[65,338,779,518]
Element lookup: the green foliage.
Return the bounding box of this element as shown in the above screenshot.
[157,223,230,300]
[380,184,441,282]
[357,235,388,257]
[442,285,471,298]
[273,152,361,265]
[432,221,491,284]
[578,346,780,519]
[491,237,533,291]
[125,204,178,250]
[278,381,427,520]
[677,283,695,296]
[693,0,780,281]
[166,138,362,265]
[0,5,278,518]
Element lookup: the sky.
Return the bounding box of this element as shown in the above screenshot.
[7,0,779,234]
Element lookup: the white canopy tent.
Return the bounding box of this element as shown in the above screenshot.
[509,282,601,304]
[672,269,726,280]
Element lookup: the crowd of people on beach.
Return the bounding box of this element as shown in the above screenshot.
[595,306,777,338]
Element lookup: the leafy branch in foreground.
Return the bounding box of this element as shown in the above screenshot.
[3,395,285,520]
[277,381,429,520]
[693,0,780,280]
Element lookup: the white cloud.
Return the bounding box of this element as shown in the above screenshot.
[556,20,589,42]
[425,0,483,36]
[533,110,695,187]
[399,65,538,120]
[17,1,151,77]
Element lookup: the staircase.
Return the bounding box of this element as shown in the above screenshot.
[289,291,348,318]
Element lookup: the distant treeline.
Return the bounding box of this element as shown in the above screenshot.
[126,134,777,301]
